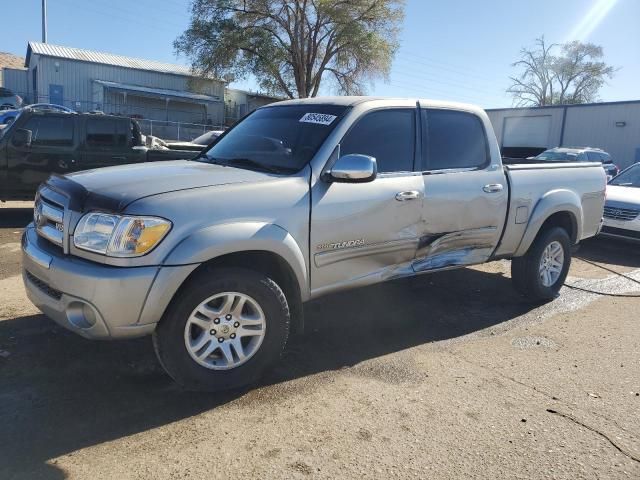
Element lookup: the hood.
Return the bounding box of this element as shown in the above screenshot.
[605,184,640,208]
[47,160,275,212]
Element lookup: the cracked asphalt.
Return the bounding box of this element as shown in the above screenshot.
[0,202,639,479]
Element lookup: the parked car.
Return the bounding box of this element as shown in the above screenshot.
[529,147,619,180]
[601,163,640,241]
[22,97,605,391]
[0,87,23,110]
[0,110,198,201]
[0,103,75,126]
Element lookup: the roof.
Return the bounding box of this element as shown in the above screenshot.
[94,80,221,102]
[0,51,26,71]
[271,96,484,114]
[26,41,195,77]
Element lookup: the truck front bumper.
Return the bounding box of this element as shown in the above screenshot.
[22,226,197,340]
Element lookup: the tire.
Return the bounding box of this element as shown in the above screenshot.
[153,267,290,391]
[511,226,571,302]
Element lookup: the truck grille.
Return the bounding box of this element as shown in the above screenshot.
[603,206,639,222]
[34,194,65,248]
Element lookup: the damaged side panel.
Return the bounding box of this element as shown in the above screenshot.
[412,227,498,272]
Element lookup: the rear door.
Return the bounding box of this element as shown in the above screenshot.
[310,107,424,294]
[5,114,77,198]
[81,117,140,170]
[412,107,508,271]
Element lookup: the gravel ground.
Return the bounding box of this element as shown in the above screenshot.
[0,203,639,479]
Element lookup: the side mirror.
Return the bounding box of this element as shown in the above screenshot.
[12,128,32,148]
[326,154,377,183]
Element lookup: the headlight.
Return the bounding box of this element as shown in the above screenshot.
[73,212,171,257]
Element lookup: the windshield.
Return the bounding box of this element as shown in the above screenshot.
[535,150,579,162]
[198,104,348,173]
[610,164,640,188]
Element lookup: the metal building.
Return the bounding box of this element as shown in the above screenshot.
[4,42,226,130]
[486,100,640,169]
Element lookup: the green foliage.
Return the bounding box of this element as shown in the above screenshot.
[507,36,616,106]
[175,0,404,98]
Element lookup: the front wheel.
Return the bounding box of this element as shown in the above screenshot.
[153,267,290,391]
[511,227,571,302]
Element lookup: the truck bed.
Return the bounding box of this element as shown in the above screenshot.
[494,161,606,257]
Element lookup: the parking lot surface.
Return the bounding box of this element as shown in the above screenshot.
[1,203,639,479]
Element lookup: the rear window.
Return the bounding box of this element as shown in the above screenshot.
[86,118,129,147]
[421,109,489,170]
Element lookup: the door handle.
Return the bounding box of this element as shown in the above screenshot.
[112,156,126,161]
[395,190,421,201]
[483,183,504,193]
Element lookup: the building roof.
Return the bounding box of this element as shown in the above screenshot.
[0,51,26,71]
[26,41,194,77]
[94,80,221,103]
[485,99,640,112]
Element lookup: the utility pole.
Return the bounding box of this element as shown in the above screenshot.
[42,0,48,43]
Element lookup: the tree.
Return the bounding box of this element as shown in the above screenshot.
[507,37,616,106]
[175,0,404,98]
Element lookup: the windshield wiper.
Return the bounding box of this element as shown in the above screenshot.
[221,158,286,174]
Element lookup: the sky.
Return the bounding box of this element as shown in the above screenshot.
[2,0,638,108]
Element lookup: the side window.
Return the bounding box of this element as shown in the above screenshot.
[422,109,489,171]
[32,117,74,146]
[340,109,415,173]
[115,120,130,147]
[586,152,602,163]
[86,119,117,147]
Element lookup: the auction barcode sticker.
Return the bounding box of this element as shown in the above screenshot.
[299,113,337,125]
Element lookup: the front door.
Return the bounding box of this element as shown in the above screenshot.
[412,107,508,272]
[310,108,424,296]
[49,84,64,106]
[6,114,77,198]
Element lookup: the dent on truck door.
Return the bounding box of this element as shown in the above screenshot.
[413,108,507,271]
[310,108,424,295]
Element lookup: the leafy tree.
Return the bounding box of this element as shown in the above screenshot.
[175,0,404,98]
[507,37,616,106]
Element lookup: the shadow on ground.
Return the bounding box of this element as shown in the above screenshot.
[577,236,640,269]
[0,207,33,228]
[0,267,534,479]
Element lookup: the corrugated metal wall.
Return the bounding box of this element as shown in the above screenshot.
[563,104,640,168]
[28,54,224,124]
[1,68,28,97]
[487,102,640,168]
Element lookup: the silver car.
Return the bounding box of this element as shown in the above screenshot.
[601,163,640,241]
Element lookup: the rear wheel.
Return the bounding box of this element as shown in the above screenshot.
[153,267,290,391]
[511,227,571,302]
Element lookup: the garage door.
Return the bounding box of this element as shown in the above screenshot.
[502,115,551,148]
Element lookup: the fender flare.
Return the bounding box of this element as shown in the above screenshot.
[162,221,309,300]
[514,189,582,257]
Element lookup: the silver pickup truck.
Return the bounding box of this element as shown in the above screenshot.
[22,97,606,390]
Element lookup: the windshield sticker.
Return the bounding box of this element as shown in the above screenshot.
[299,113,337,125]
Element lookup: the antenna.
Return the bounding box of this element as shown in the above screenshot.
[42,0,47,43]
